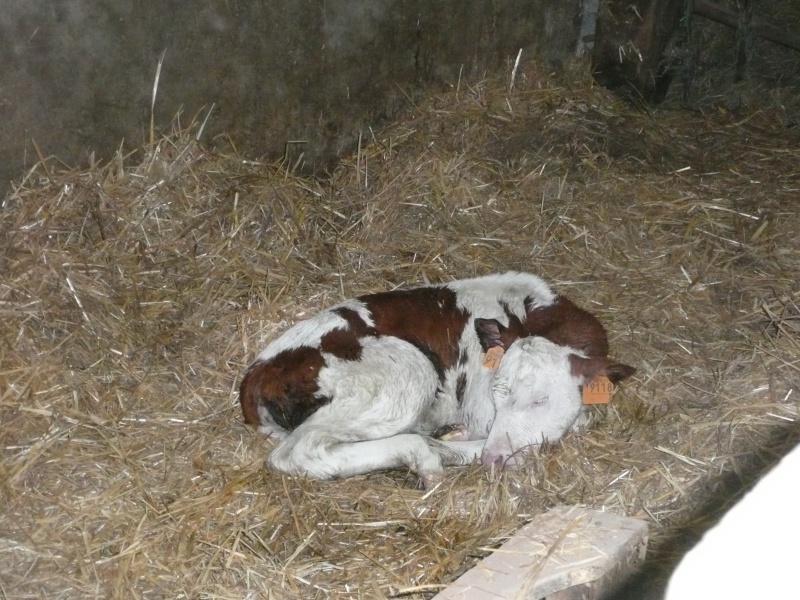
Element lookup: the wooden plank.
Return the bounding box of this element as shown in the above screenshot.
[694,0,800,52]
[432,506,648,600]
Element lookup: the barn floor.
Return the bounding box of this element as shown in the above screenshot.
[2,55,799,599]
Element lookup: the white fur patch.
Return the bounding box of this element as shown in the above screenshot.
[313,335,441,440]
[446,271,556,325]
[255,299,372,362]
[267,335,444,480]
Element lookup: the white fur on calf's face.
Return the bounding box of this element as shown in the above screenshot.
[482,337,586,467]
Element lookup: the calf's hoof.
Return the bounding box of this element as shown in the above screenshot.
[432,423,471,442]
[419,471,444,490]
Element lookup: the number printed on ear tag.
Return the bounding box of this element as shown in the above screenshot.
[582,375,614,404]
[482,346,505,371]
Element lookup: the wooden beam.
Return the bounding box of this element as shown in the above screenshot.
[432,507,648,600]
[694,0,800,52]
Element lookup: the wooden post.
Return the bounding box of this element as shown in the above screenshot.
[592,0,800,104]
[591,0,686,103]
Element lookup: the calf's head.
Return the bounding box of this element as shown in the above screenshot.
[475,318,635,468]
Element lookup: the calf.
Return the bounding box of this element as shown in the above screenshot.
[239,272,634,486]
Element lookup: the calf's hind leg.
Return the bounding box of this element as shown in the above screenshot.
[270,431,485,488]
[269,431,438,487]
[267,336,454,484]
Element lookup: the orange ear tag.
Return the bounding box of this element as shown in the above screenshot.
[482,347,505,371]
[582,375,614,404]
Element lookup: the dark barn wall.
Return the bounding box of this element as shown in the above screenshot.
[0,1,583,194]
[591,0,685,103]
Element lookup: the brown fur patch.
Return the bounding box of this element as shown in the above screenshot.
[239,347,330,431]
[570,354,637,384]
[455,372,467,406]
[523,295,610,356]
[319,307,374,360]
[361,286,469,370]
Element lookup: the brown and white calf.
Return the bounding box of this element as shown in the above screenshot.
[239,272,635,486]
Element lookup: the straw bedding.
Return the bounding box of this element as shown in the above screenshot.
[2,56,799,598]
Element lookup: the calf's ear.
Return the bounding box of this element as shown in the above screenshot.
[474,318,508,350]
[570,355,636,385]
[604,361,637,384]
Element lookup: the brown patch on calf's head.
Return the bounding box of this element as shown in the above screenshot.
[570,354,636,384]
[239,365,264,426]
[362,286,468,370]
[239,347,331,431]
[524,295,610,356]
